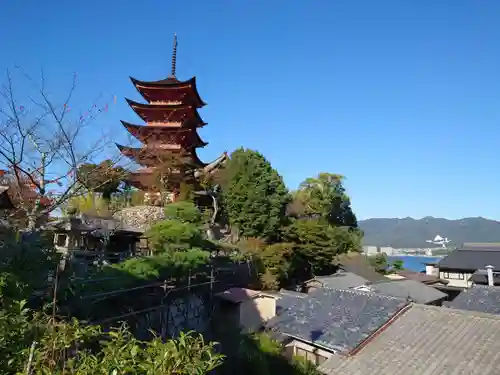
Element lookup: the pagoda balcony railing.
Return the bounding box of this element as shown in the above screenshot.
[146,144,182,150]
[146,121,182,127]
[149,100,182,105]
[134,167,182,174]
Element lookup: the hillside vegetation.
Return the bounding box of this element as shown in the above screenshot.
[359,216,500,248]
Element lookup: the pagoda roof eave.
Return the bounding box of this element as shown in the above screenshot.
[125,98,206,126]
[125,98,196,110]
[119,121,208,148]
[116,143,207,168]
[129,76,207,107]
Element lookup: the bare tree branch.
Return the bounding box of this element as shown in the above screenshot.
[0,68,133,230]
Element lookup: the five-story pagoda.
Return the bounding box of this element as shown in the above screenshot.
[117,34,226,205]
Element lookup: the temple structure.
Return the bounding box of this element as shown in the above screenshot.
[116,34,227,205]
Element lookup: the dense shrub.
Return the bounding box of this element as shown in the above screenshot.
[146,219,203,252]
[164,201,202,224]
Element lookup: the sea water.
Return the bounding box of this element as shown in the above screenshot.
[387,255,442,272]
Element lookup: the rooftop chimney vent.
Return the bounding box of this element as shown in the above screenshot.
[485,265,494,287]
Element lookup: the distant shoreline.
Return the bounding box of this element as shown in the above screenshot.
[389,254,444,258]
[387,255,442,272]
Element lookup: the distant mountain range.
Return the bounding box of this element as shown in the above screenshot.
[359,217,500,248]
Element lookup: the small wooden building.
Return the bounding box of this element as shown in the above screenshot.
[45,213,143,267]
[214,287,277,333]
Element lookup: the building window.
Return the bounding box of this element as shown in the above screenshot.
[442,272,450,279]
[56,234,67,247]
[458,273,465,280]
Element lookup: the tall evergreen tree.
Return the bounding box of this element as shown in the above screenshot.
[221,148,290,241]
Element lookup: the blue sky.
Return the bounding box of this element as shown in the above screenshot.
[1,0,500,220]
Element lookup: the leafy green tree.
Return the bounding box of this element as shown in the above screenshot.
[369,253,389,274]
[258,243,295,290]
[283,218,361,276]
[221,148,290,241]
[292,173,357,228]
[391,259,404,271]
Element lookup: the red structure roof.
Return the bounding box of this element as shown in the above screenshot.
[120,121,207,148]
[130,76,206,108]
[116,144,206,168]
[125,98,206,126]
[117,34,221,194]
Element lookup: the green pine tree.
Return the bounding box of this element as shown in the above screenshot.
[221,148,290,241]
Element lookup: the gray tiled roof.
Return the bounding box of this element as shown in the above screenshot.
[371,279,448,304]
[308,272,369,290]
[397,270,446,284]
[278,289,306,298]
[319,304,500,375]
[266,288,408,353]
[470,270,500,286]
[438,248,500,271]
[447,285,500,314]
[46,214,143,234]
[275,290,307,315]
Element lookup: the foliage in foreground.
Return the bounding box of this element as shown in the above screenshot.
[0,231,223,374]
[0,298,223,374]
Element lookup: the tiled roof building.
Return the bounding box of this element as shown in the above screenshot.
[319,304,500,375]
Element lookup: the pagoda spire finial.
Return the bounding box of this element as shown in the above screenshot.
[170,33,178,78]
